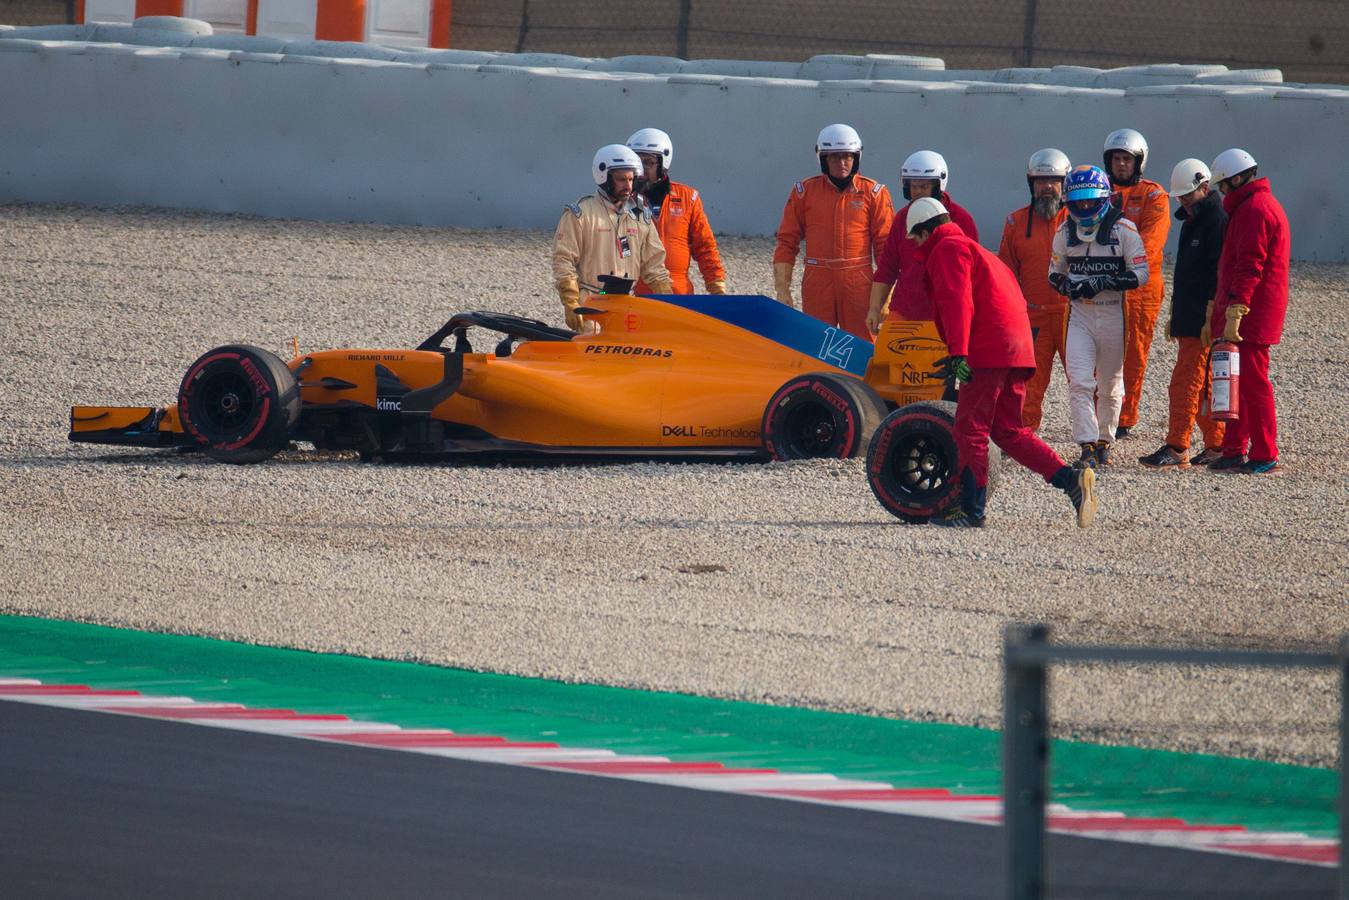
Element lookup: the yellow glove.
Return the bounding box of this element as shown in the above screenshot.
[706,280,727,295]
[556,277,582,331]
[866,282,893,335]
[773,262,794,307]
[1223,304,1250,342]
[646,276,674,295]
[1198,300,1215,346]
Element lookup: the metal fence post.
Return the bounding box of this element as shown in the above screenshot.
[676,0,692,60]
[1339,636,1348,900]
[1005,624,1050,900]
[1020,0,1039,67]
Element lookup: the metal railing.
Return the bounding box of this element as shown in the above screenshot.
[1003,623,1347,900]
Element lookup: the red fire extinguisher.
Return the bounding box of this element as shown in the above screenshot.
[1209,340,1241,421]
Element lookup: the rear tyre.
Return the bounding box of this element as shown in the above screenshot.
[177,345,301,464]
[866,400,997,523]
[761,373,887,460]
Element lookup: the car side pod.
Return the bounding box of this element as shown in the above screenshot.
[400,352,463,417]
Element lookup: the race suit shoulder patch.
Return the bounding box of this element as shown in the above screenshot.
[872,181,883,194]
[794,181,804,195]
[564,201,583,218]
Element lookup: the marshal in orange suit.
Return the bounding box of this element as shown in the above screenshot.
[1103,129,1170,438]
[628,128,727,296]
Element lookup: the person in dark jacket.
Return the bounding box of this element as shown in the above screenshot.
[1202,149,1291,475]
[1139,159,1227,469]
[905,197,1097,529]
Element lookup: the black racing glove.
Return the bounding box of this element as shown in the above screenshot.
[1077,277,1101,300]
[1049,272,1074,299]
[933,355,972,384]
[1104,271,1140,292]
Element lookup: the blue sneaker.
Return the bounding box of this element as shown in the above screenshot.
[1240,459,1283,475]
[1209,454,1247,473]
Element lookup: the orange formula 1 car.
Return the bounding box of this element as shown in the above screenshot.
[71,286,978,521]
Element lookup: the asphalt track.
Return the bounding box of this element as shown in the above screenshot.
[0,702,1332,899]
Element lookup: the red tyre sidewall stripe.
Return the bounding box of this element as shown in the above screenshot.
[869,412,955,517]
[179,351,242,443]
[178,352,274,450]
[764,379,859,460]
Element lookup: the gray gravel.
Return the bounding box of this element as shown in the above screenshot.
[2,203,1346,766]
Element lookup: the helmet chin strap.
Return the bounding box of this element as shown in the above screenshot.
[598,174,632,204]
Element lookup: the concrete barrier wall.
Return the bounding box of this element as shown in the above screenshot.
[2,29,1348,261]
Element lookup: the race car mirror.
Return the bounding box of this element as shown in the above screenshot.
[598,274,635,294]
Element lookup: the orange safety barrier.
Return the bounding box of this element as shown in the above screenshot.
[137,0,184,15]
[76,0,450,47]
[430,0,450,48]
[244,0,449,46]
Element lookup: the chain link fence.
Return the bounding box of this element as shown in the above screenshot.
[455,0,1348,85]
[5,0,1346,83]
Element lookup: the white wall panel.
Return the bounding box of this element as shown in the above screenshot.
[1,36,1346,260]
[183,0,248,34]
[254,0,316,39]
[82,0,136,25]
[364,0,429,48]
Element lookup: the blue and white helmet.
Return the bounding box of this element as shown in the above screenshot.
[1064,165,1111,228]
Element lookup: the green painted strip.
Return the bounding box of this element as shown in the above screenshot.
[0,615,1335,837]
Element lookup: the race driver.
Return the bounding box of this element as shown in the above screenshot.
[867,150,978,332]
[774,124,893,340]
[1050,165,1150,468]
[997,148,1071,432]
[627,127,727,295]
[552,144,673,331]
[1103,128,1170,439]
[905,197,1097,529]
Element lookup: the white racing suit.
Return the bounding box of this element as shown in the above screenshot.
[1049,210,1149,445]
[552,192,672,330]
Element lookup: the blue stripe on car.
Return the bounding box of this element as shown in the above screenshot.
[646,294,873,377]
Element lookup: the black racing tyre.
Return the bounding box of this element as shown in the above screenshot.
[177,345,301,464]
[761,373,887,460]
[866,400,997,523]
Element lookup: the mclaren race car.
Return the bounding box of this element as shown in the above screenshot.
[70,285,975,522]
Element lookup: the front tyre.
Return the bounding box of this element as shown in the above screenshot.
[177,345,301,464]
[866,400,993,523]
[761,373,887,460]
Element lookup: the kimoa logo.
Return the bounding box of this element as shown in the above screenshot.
[376,396,402,411]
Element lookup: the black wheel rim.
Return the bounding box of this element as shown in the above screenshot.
[887,432,952,500]
[782,402,840,457]
[196,369,256,434]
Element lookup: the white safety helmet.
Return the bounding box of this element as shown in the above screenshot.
[901,150,948,200]
[1169,159,1211,198]
[1028,148,1071,180]
[592,143,642,186]
[1209,148,1258,185]
[626,127,673,173]
[1103,128,1148,184]
[816,123,863,174]
[906,196,948,234]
